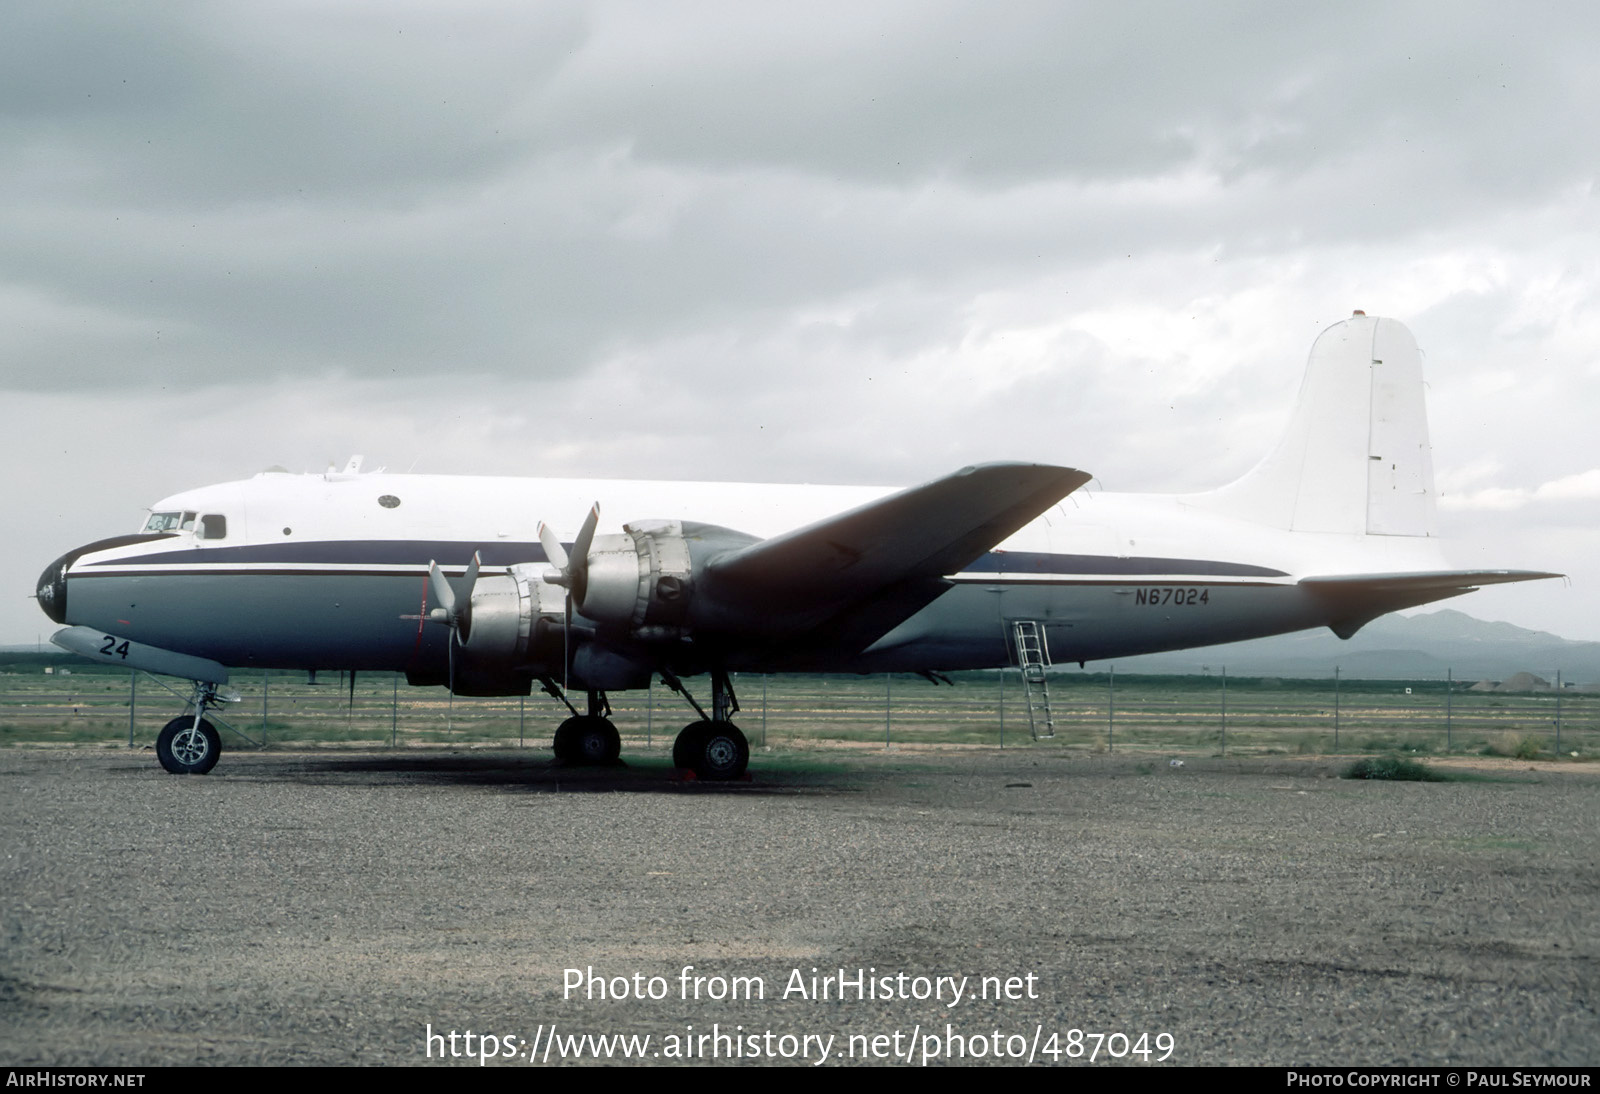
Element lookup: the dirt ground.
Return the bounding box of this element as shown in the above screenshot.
[1,745,1596,1066]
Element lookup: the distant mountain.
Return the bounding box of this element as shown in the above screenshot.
[1088,609,1600,683]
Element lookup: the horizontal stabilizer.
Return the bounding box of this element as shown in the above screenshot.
[706,462,1091,613]
[1299,570,1563,639]
[1301,569,1564,593]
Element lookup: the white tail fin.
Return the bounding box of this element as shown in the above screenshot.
[1195,314,1437,537]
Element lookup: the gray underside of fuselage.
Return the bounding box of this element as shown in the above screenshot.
[66,571,1334,678]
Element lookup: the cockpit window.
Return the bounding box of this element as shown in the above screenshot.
[142,510,205,534]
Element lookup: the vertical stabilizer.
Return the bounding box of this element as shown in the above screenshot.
[1195,314,1437,537]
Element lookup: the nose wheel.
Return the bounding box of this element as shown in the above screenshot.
[156,716,221,775]
[151,679,236,774]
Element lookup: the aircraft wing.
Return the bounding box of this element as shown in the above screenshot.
[1300,569,1564,639]
[702,461,1091,618]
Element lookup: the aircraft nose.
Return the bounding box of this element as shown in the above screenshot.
[36,552,70,624]
[36,532,178,626]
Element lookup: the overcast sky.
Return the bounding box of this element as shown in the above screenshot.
[5,2,1598,648]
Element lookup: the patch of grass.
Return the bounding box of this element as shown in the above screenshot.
[1515,735,1546,760]
[1482,733,1545,760]
[0,722,127,746]
[1342,755,1448,782]
[1360,736,1432,754]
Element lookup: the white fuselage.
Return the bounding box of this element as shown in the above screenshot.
[48,467,1453,679]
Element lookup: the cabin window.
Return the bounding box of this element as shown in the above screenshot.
[199,514,228,540]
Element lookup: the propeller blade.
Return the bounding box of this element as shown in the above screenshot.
[427,560,456,617]
[571,505,600,568]
[535,505,599,692]
[455,551,481,639]
[569,504,600,606]
[539,522,569,584]
[427,554,481,637]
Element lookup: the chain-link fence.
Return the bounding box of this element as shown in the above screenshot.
[2,667,1594,759]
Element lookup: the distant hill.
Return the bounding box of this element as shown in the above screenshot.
[1093,609,1600,683]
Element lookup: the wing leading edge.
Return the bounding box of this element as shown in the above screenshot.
[703,462,1091,614]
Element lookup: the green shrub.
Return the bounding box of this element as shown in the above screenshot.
[1482,733,1545,760]
[1342,755,1447,782]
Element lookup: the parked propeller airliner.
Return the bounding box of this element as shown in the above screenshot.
[37,314,1555,778]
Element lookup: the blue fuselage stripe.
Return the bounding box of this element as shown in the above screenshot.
[88,540,1288,579]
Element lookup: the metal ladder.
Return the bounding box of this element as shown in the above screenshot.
[1010,620,1056,740]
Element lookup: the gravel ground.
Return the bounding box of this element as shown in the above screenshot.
[1,745,1595,1067]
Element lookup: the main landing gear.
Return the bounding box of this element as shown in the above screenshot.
[671,720,750,781]
[550,688,622,765]
[663,669,749,781]
[539,671,751,780]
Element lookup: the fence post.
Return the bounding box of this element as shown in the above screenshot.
[129,671,137,747]
[1221,666,1227,756]
[1108,665,1115,753]
[391,672,398,747]
[885,673,892,748]
[1556,670,1563,753]
[998,666,1005,749]
[1446,667,1452,751]
[1334,666,1341,750]
[262,670,269,747]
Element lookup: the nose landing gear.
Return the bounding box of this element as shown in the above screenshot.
[154,681,234,774]
[157,715,221,774]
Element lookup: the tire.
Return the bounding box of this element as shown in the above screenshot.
[552,717,578,761]
[555,715,620,764]
[156,716,221,775]
[673,721,708,771]
[676,721,749,780]
[699,722,750,780]
[575,717,621,764]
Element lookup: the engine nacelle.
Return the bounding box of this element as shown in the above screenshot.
[459,564,567,661]
[576,520,697,632]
